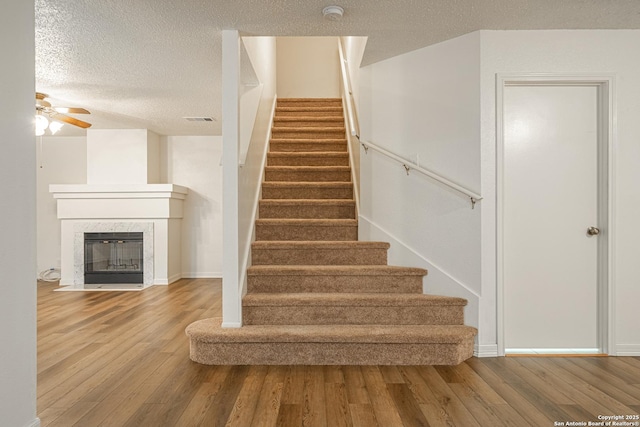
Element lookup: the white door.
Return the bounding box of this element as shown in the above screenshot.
[503,84,603,353]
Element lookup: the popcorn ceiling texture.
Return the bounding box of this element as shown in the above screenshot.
[35,0,640,136]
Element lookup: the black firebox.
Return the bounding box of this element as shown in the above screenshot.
[84,232,143,284]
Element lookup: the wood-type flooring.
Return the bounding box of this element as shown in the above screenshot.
[37,279,640,426]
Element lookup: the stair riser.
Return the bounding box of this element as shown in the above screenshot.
[270,142,347,152]
[274,120,344,127]
[243,306,465,326]
[278,100,342,108]
[247,275,423,293]
[262,185,353,199]
[190,341,474,365]
[267,155,349,166]
[255,224,357,241]
[264,169,351,182]
[251,248,387,265]
[271,129,346,139]
[259,203,355,219]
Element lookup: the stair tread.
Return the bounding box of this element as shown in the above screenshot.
[270,138,347,143]
[278,98,342,102]
[244,293,467,306]
[262,181,352,188]
[276,107,343,111]
[187,318,477,344]
[252,241,389,249]
[272,126,346,131]
[268,152,348,157]
[260,199,355,206]
[255,218,357,225]
[274,116,344,122]
[265,166,350,170]
[248,265,427,276]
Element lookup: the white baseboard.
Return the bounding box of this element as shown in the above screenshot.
[474,344,499,358]
[615,344,640,356]
[181,272,223,279]
[27,418,41,427]
[154,273,182,286]
[221,321,242,328]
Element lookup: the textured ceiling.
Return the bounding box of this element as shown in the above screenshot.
[36,0,640,136]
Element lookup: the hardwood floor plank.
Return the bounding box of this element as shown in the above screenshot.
[360,366,405,427]
[325,382,353,427]
[173,366,233,427]
[302,365,327,427]
[343,366,371,405]
[275,404,303,426]
[465,358,554,427]
[387,383,430,426]
[415,366,481,427]
[349,404,379,427]
[200,365,251,426]
[250,366,286,427]
[225,365,269,427]
[35,280,640,426]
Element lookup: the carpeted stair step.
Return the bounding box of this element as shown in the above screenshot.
[276,106,343,117]
[264,166,351,182]
[272,127,346,140]
[277,98,343,108]
[247,265,426,293]
[262,182,353,199]
[273,116,345,127]
[259,199,355,219]
[186,318,477,365]
[269,138,347,152]
[251,241,390,265]
[267,151,349,166]
[242,293,467,326]
[255,218,357,241]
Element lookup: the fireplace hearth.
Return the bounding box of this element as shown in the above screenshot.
[84,232,143,284]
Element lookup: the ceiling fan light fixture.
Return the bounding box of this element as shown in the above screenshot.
[322,5,344,20]
[49,121,64,135]
[35,114,49,136]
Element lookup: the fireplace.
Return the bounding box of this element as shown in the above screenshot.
[84,232,143,284]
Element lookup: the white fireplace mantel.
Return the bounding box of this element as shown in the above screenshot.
[50,183,188,288]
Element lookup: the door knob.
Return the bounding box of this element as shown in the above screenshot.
[587,226,600,236]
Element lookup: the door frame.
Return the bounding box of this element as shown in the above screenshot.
[496,73,616,356]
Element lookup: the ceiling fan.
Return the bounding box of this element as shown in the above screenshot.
[36,92,92,134]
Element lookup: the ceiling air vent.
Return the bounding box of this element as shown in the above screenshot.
[183,117,216,122]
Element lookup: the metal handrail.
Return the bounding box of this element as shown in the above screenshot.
[360,140,482,209]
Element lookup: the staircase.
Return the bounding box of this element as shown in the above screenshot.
[186,98,477,365]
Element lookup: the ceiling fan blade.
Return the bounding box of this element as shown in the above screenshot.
[52,113,92,129]
[54,107,90,114]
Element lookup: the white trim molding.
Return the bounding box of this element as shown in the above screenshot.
[615,344,640,356]
[27,418,41,427]
[474,344,499,358]
[495,73,617,356]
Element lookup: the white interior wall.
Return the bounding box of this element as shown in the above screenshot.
[161,135,223,278]
[238,37,277,294]
[480,30,640,355]
[87,129,156,184]
[37,137,87,272]
[276,37,340,98]
[0,1,38,425]
[358,32,482,330]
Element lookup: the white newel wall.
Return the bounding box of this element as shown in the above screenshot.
[51,129,188,288]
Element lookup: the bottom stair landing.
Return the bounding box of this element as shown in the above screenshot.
[186,318,476,365]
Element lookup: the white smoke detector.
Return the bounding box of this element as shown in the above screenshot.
[322,5,344,20]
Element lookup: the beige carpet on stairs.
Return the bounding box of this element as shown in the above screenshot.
[186,98,477,365]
